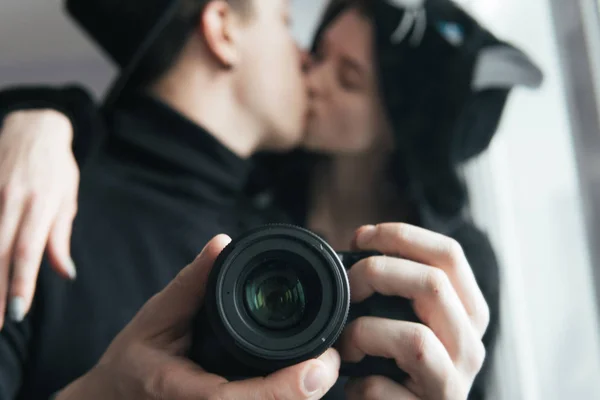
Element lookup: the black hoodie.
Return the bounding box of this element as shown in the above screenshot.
[0,85,498,399]
[0,91,273,399]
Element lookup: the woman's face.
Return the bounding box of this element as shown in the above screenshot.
[303,8,393,153]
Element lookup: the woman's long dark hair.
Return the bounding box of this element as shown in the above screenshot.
[245,0,509,226]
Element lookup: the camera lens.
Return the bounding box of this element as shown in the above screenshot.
[202,224,350,372]
[244,261,306,330]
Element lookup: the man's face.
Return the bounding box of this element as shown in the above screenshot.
[234,0,307,151]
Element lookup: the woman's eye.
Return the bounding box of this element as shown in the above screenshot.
[340,70,362,91]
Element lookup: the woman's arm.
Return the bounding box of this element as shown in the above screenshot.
[0,84,98,163]
[0,84,99,328]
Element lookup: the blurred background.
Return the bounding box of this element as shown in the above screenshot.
[2,0,600,398]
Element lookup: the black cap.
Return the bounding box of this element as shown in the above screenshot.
[65,0,197,107]
[373,0,543,217]
[374,0,542,158]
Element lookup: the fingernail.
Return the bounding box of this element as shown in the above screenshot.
[303,365,325,394]
[8,297,26,322]
[65,258,77,280]
[356,225,376,247]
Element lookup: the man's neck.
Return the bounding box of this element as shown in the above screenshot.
[151,65,262,159]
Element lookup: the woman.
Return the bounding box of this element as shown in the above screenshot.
[244,1,540,397]
[0,0,542,397]
[252,0,542,244]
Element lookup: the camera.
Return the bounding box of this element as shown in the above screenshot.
[189,224,419,382]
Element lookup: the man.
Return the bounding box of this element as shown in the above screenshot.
[0,0,489,399]
[0,0,305,322]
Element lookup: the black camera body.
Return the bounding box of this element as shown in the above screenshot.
[189,224,419,382]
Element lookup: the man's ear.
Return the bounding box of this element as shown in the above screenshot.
[472,44,544,90]
[200,0,243,67]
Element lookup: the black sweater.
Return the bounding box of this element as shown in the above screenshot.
[0,92,270,399]
[0,86,499,400]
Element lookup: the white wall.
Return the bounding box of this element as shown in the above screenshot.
[460,0,600,399]
[0,0,113,96]
[1,0,600,399]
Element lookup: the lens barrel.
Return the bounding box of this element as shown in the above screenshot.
[203,224,350,372]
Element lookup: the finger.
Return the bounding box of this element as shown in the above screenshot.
[338,317,454,396]
[9,197,56,322]
[348,256,478,363]
[137,234,232,329]
[146,356,229,400]
[345,376,418,400]
[218,348,341,400]
[354,223,489,335]
[0,189,26,326]
[46,202,78,280]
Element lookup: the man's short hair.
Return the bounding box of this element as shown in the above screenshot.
[130,0,251,90]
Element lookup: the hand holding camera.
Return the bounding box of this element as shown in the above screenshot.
[55,235,340,400]
[341,223,489,399]
[56,223,487,400]
[190,223,489,399]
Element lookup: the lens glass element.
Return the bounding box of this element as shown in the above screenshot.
[244,260,306,330]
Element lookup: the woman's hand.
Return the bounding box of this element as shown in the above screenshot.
[0,109,79,327]
[342,223,489,399]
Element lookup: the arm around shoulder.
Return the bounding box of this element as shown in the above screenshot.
[0,84,99,163]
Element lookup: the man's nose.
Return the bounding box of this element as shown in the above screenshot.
[299,48,311,74]
[299,52,322,99]
[297,47,317,99]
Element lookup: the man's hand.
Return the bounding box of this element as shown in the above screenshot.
[56,235,341,400]
[341,223,489,400]
[0,109,78,327]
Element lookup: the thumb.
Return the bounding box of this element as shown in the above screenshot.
[46,204,77,280]
[138,234,231,329]
[219,348,341,400]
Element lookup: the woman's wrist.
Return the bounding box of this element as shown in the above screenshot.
[2,109,74,146]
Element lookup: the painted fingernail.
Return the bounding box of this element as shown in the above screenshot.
[356,225,377,247]
[303,365,325,394]
[8,297,26,322]
[65,258,77,280]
